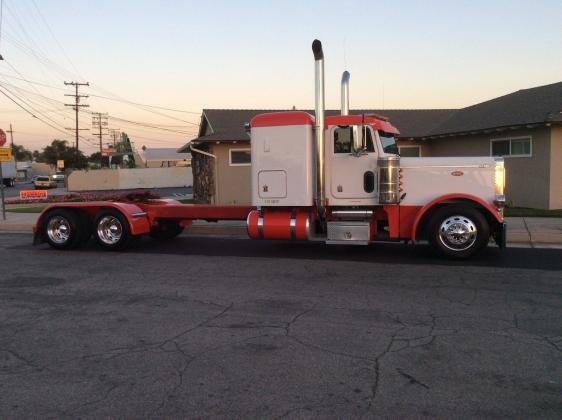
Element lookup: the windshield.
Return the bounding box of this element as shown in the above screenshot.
[379,131,399,154]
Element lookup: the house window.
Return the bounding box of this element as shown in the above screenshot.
[229,148,251,166]
[491,137,532,157]
[398,146,421,157]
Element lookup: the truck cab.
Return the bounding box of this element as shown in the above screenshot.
[324,115,399,207]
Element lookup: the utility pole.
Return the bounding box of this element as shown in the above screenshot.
[64,81,89,159]
[92,112,108,165]
[6,123,14,149]
[108,128,120,147]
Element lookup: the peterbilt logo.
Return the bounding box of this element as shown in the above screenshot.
[451,171,464,176]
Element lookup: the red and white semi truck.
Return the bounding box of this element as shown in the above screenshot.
[33,40,506,258]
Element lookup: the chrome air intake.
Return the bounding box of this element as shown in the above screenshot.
[378,156,401,204]
[341,71,350,115]
[312,39,326,222]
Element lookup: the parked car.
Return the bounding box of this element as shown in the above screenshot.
[34,176,57,189]
[51,171,65,182]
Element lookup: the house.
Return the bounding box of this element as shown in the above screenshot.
[179,82,562,209]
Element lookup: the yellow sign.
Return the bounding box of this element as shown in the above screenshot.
[0,147,11,162]
[20,190,48,200]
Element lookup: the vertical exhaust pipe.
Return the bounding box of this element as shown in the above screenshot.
[341,71,350,115]
[312,39,326,223]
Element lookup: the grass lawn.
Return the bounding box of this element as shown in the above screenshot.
[504,207,562,217]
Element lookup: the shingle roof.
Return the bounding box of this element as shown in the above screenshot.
[427,82,562,137]
[179,108,457,150]
[178,81,562,152]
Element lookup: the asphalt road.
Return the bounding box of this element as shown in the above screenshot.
[2,180,66,199]
[1,234,561,418]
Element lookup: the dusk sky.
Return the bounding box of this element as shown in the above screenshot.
[0,0,561,154]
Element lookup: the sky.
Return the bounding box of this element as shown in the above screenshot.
[0,0,561,155]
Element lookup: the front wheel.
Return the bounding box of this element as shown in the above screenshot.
[94,209,131,250]
[428,205,490,259]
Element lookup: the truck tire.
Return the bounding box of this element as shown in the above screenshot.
[428,205,490,259]
[42,209,83,250]
[149,221,184,240]
[93,209,131,250]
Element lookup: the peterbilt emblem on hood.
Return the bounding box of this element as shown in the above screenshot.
[451,171,464,176]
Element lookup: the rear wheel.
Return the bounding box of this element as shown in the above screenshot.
[94,209,131,250]
[428,205,490,259]
[42,209,83,249]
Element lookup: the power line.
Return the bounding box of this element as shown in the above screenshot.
[0,73,202,123]
[0,85,68,134]
[30,0,83,80]
[87,93,201,114]
[0,82,68,131]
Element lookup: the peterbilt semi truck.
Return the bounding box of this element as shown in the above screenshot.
[34,40,506,259]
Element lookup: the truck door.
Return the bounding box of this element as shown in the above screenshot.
[329,125,378,202]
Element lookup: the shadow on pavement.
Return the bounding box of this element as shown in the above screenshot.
[23,234,562,272]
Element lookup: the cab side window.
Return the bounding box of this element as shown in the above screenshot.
[334,126,353,153]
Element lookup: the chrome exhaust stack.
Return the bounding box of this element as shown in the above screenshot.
[312,39,326,223]
[341,71,350,115]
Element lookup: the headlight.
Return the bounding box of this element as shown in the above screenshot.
[494,157,505,201]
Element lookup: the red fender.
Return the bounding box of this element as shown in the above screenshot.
[410,193,503,241]
[35,201,151,236]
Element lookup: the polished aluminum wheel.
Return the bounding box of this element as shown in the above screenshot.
[438,215,477,251]
[96,216,123,245]
[46,216,71,245]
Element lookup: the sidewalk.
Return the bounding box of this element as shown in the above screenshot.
[0,211,560,247]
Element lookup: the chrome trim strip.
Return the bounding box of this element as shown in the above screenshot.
[401,165,490,169]
[130,211,147,218]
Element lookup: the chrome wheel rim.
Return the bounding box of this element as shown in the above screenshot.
[438,215,477,251]
[46,216,71,244]
[97,216,123,245]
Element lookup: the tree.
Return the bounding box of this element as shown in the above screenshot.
[11,143,33,161]
[89,151,123,168]
[38,139,88,169]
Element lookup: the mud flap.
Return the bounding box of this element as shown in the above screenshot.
[493,222,507,249]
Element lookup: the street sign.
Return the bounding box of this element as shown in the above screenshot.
[20,190,48,200]
[101,148,114,157]
[0,147,12,162]
[0,129,6,147]
[57,160,65,169]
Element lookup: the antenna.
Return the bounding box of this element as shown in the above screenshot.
[0,0,4,60]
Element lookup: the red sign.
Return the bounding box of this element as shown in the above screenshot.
[0,129,6,147]
[20,190,48,200]
[101,148,114,157]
